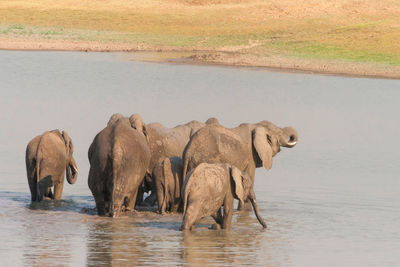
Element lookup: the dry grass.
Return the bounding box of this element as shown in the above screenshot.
[1,0,400,66]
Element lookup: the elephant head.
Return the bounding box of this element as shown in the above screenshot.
[230,166,267,228]
[259,121,298,148]
[253,121,298,170]
[62,130,78,184]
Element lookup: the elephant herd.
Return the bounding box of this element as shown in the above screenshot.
[25,114,298,230]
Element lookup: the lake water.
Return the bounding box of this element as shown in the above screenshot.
[0,50,399,266]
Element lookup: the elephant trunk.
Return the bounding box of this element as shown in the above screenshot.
[249,190,267,228]
[279,127,298,148]
[66,157,78,184]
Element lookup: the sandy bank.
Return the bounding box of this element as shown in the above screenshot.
[1,36,399,79]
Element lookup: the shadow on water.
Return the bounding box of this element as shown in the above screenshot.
[27,197,97,215]
[0,191,31,205]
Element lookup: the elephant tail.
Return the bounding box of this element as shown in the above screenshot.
[110,141,124,217]
[182,157,189,185]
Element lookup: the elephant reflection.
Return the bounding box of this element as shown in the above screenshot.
[86,220,150,266]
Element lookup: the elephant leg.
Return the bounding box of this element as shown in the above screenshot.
[135,186,144,206]
[95,198,107,216]
[222,197,234,230]
[125,189,139,211]
[45,187,53,200]
[238,200,252,211]
[210,208,223,230]
[237,166,254,211]
[53,180,64,200]
[27,173,37,202]
[181,204,199,231]
[171,201,180,213]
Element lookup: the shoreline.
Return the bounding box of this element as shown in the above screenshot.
[1,37,399,79]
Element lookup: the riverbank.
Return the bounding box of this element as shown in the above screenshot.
[1,0,399,78]
[2,36,399,79]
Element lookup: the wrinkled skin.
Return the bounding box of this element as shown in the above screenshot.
[88,114,151,217]
[26,130,78,202]
[182,121,298,209]
[181,163,266,230]
[130,115,219,206]
[153,156,183,214]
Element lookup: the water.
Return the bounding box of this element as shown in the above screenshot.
[0,50,399,266]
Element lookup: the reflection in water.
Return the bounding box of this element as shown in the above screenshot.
[182,227,261,266]
[86,213,183,266]
[21,198,92,266]
[22,214,72,266]
[1,51,400,266]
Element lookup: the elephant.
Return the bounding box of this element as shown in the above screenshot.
[181,163,267,230]
[25,130,78,202]
[129,115,219,206]
[152,156,183,214]
[88,113,151,217]
[182,121,298,209]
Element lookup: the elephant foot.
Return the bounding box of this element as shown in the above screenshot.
[210,223,221,230]
[44,197,52,200]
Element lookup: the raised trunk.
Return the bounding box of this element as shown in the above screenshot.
[66,157,78,184]
[279,127,298,148]
[249,190,267,228]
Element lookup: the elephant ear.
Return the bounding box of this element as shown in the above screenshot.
[107,113,124,127]
[129,114,148,138]
[253,126,273,170]
[231,166,245,205]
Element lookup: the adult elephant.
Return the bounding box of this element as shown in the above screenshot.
[182,121,298,208]
[130,115,219,205]
[26,130,78,202]
[88,114,151,217]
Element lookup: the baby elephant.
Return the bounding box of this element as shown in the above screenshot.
[181,163,267,230]
[26,130,78,202]
[153,157,184,214]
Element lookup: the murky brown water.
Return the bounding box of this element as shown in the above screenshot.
[0,51,399,266]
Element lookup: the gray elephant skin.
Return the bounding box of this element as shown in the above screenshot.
[26,130,78,202]
[183,121,298,185]
[181,163,266,230]
[88,114,151,217]
[152,156,183,214]
[130,115,219,205]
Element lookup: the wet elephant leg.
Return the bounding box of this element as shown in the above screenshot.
[210,208,223,230]
[45,187,53,199]
[135,186,144,206]
[181,204,199,231]
[222,197,234,230]
[38,176,51,201]
[237,166,254,211]
[238,200,252,211]
[125,189,139,211]
[53,177,64,200]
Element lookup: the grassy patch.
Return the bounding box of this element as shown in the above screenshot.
[269,41,400,66]
[1,0,400,66]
